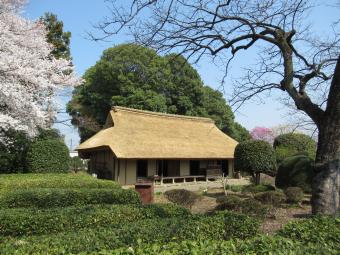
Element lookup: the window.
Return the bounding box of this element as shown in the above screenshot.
[137,160,148,177]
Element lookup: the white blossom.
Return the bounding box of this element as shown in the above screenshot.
[0,0,81,141]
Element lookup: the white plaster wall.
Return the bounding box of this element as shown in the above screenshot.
[126,159,136,185]
[180,160,190,176]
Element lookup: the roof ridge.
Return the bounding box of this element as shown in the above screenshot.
[112,106,214,123]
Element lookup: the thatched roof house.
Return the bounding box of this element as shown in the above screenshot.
[77,106,238,185]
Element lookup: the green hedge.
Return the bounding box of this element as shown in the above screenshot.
[0,188,141,208]
[109,236,337,255]
[274,133,316,162]
[26,139,70,172]
[0,173,120,190]
[275,155,313,192]
[0,211,259,254]
[277,216,340,250]
[234,140,277,176]
[0,203,190,237]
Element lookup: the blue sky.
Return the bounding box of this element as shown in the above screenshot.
[24,0,338,150]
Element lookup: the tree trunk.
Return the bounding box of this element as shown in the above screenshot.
[312,56,340,215]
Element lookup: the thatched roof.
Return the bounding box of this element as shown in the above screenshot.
[77,106,238,159]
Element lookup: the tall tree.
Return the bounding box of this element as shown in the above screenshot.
[40,12,71,60]
[67,44,248,142]
[92,0,339,215]
[0,0,80,142]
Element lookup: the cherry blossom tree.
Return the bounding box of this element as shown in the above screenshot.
[250,127,275,144]
[0,0,81,142]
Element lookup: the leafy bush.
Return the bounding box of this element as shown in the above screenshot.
[277,216,340,250]
[234,140,277,181]
[110,236,338,255]
[26,139,70,172]
[274,133,316,162]
[0,173,120,190]
[215,195,269,218]
[254,191,286,206]
[0,129,31,173]
[242,184,276,193]
[0,211,259,254]
[275,155,313,192]
[164,189,199,208]
[0,188,141,208]
[285,187,304,203]
[0,203,190,237]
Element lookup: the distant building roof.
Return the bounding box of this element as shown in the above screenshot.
[77,106,238,159]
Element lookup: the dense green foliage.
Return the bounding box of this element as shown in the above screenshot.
[274,133,317,162]
[277,216,340,250]
[242,184,276,193]
[26,139,70,172]
[41,13,71,60]
[0,128,68,173]
[215,195,269,218]
[285,187,304,203]
[67,44,249,142]
[0,203,190,237]
[0,173,120,190]
[234,140,277,176]
[108,236,338,255]
[164,189,199,208]
[275,155,314,192]
[0,129,31,173]
[0,211,259,254]
[254,191,286,206]
[0,188,141,208]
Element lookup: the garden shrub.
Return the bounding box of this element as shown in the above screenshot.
[274,133,316,162]
[26,139,70,173]
[0,188,141,208]
[110,236,338,255]
[277,216,340,250]
[275,155,313,192]
[0,203,191,237]
[242,184,276,193]
[254,191,286,206]
[164,189,199,208]
[284,187,304,203]
[215,196,269,218]
[234,140,277,184]
[0,173,120,190]
[0,211,259,254]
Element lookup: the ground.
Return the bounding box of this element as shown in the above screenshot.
[154,183,312,234]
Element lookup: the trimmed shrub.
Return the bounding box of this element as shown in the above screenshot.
[215,195,269,218]
[285,187,304,203]
[0,188,141,208]
[275,155,313,192]
[26,139,70,172]
[110,236,338,255]
[0,203,190,237]
[254,191,286,206]
[277,216,340,250]
[234,140,277,183]
[242,184,276,193]
[0,211,259,254]
[0,173,120,190]
[164,189,199,208]
[274,133,316,162]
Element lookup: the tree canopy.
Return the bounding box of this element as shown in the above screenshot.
[68,44,249,142]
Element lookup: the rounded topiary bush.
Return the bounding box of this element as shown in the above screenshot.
[285,187,304,203]
[275,155,313,193]
[27,139,70,173]
[254,191,286,206]
[164,189,199,208]
[234,140,277,184]
[274,133,316,163]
